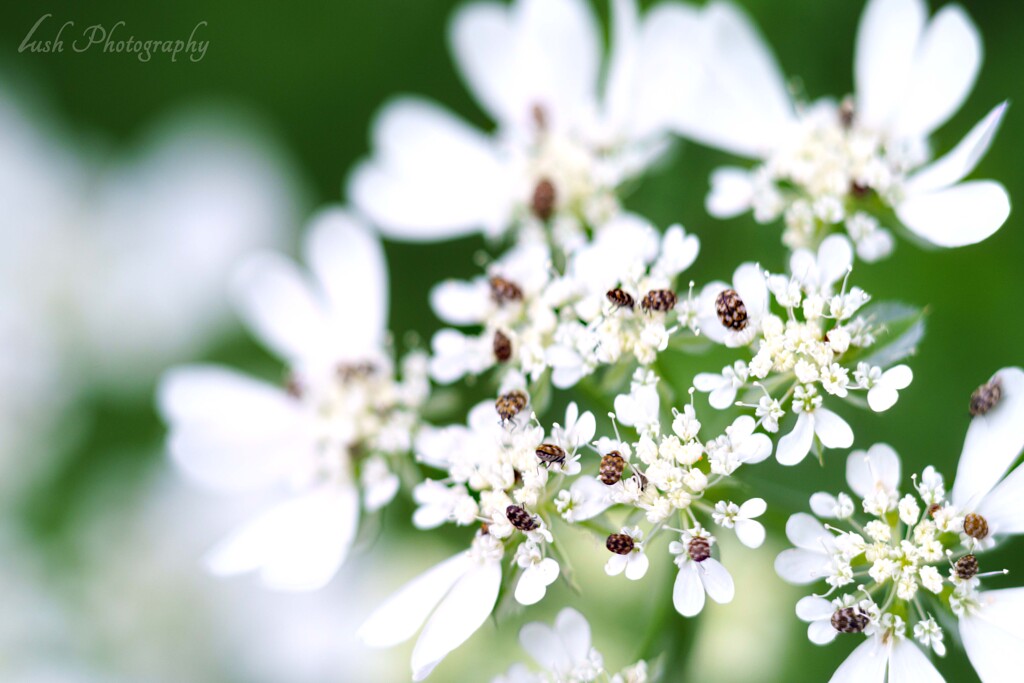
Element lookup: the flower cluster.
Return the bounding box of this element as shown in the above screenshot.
[776,367,1024,682]
[154,0,1015,681]
[693,235,914,465]
[693,0,1009,258]
[429,215,699,388]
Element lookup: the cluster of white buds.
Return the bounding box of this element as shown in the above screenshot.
[693,235,914,466]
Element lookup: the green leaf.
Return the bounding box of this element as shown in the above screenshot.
[852,301,928,368]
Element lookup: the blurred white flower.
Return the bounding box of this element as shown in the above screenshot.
[159,209,421,591]
[670,527,735,616]
[349,0,704,240]
[686,0,1008,255]
[493,608,606,683]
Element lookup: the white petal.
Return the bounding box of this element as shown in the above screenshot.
[429,279,491,326]
[854,0,927,130]
[828,635,888,683]
[739,497,767,519]
[897,179,1011,248]
[570,407,597,446]
[816,235,854,289]
[303,207,387,359]
[709,383,739,411]
[846,444,901,499]
[158,365,309,491]
[978,465,1024,535]
[569,476,614,521]
[738,433,774,465]
[735,518,766,548]
[604,553,627,577]
[698,558,734,604]
[810,492,839,518]
[777,412,814,466]
[554,607,592,666]
[961,610,1024,683]
[786,512,829,550]
[952,367,1024,508]
[674,2,795,158]
[774,549,830,585]
[890,4,982,139]
[888,638,944,683]
[733,262,769,319]
[694,372,726,392]
[205,486,359,591]
[451,0,599,132]
[814,409,854,449]
[672,561,705,617]
[796,595,834,622]
[348,98,511,240]
[808,620,839,645]
[653,225,700,279]
[905,102,1008,195]
[706,167,755,218]
[358,551,471,648]
[514,558,559,606]
[519,623,569,675]
[411,560,501,681]
[230,251,328,364]
[624,553,650,581]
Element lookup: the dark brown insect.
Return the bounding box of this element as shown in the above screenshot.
[531,178,556,221]
[831,607,869,634]
[599,451,626,485]
[715,288,748,330]
[493,330,513,362]
[489,276,524,304]
[337,361,377,381]
[641,289,678,313]
[963,513,989,540]
[535,443,566,467]
[687,537,711,563]
[839,97,856,129]
[606,533,634,555]
[606,288,635,310]
[955,554,979,580]
[506,504,539,532]
[495,390,528,422]
[969,378,1002,417]
[927,503,942,519]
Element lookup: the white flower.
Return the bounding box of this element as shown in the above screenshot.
[959,587,1024,683]
[775,513,838,585]
[776,402,854,466]
[713,498,767,548]
[359,534,503,681]
[551,402,597,459]
[513,543,560,606]
[558,476,614,523]
[605,526,649,580]
[362,456,401,512]
[350,0,701,241]
[694,361,749,410]
[158,210,398,591]
[696,262,769,347]
[861,364,914,412]
[688,0,1010,252]
[670,530,735,616]
[810,492,856,519]
[706,415,773,476]
[412,480,478,529]
[783,234,854,298]
[847,444,901,516]
[501,608,605,683]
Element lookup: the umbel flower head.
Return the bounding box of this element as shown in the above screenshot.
[775,368,1024,683]
[159,208,428,590]
[682,0,1009,259]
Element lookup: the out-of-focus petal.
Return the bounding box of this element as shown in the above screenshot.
[896,180,1010,248]
[855,0,926,130]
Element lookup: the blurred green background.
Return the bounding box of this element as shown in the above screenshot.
[1,1,1021,681]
